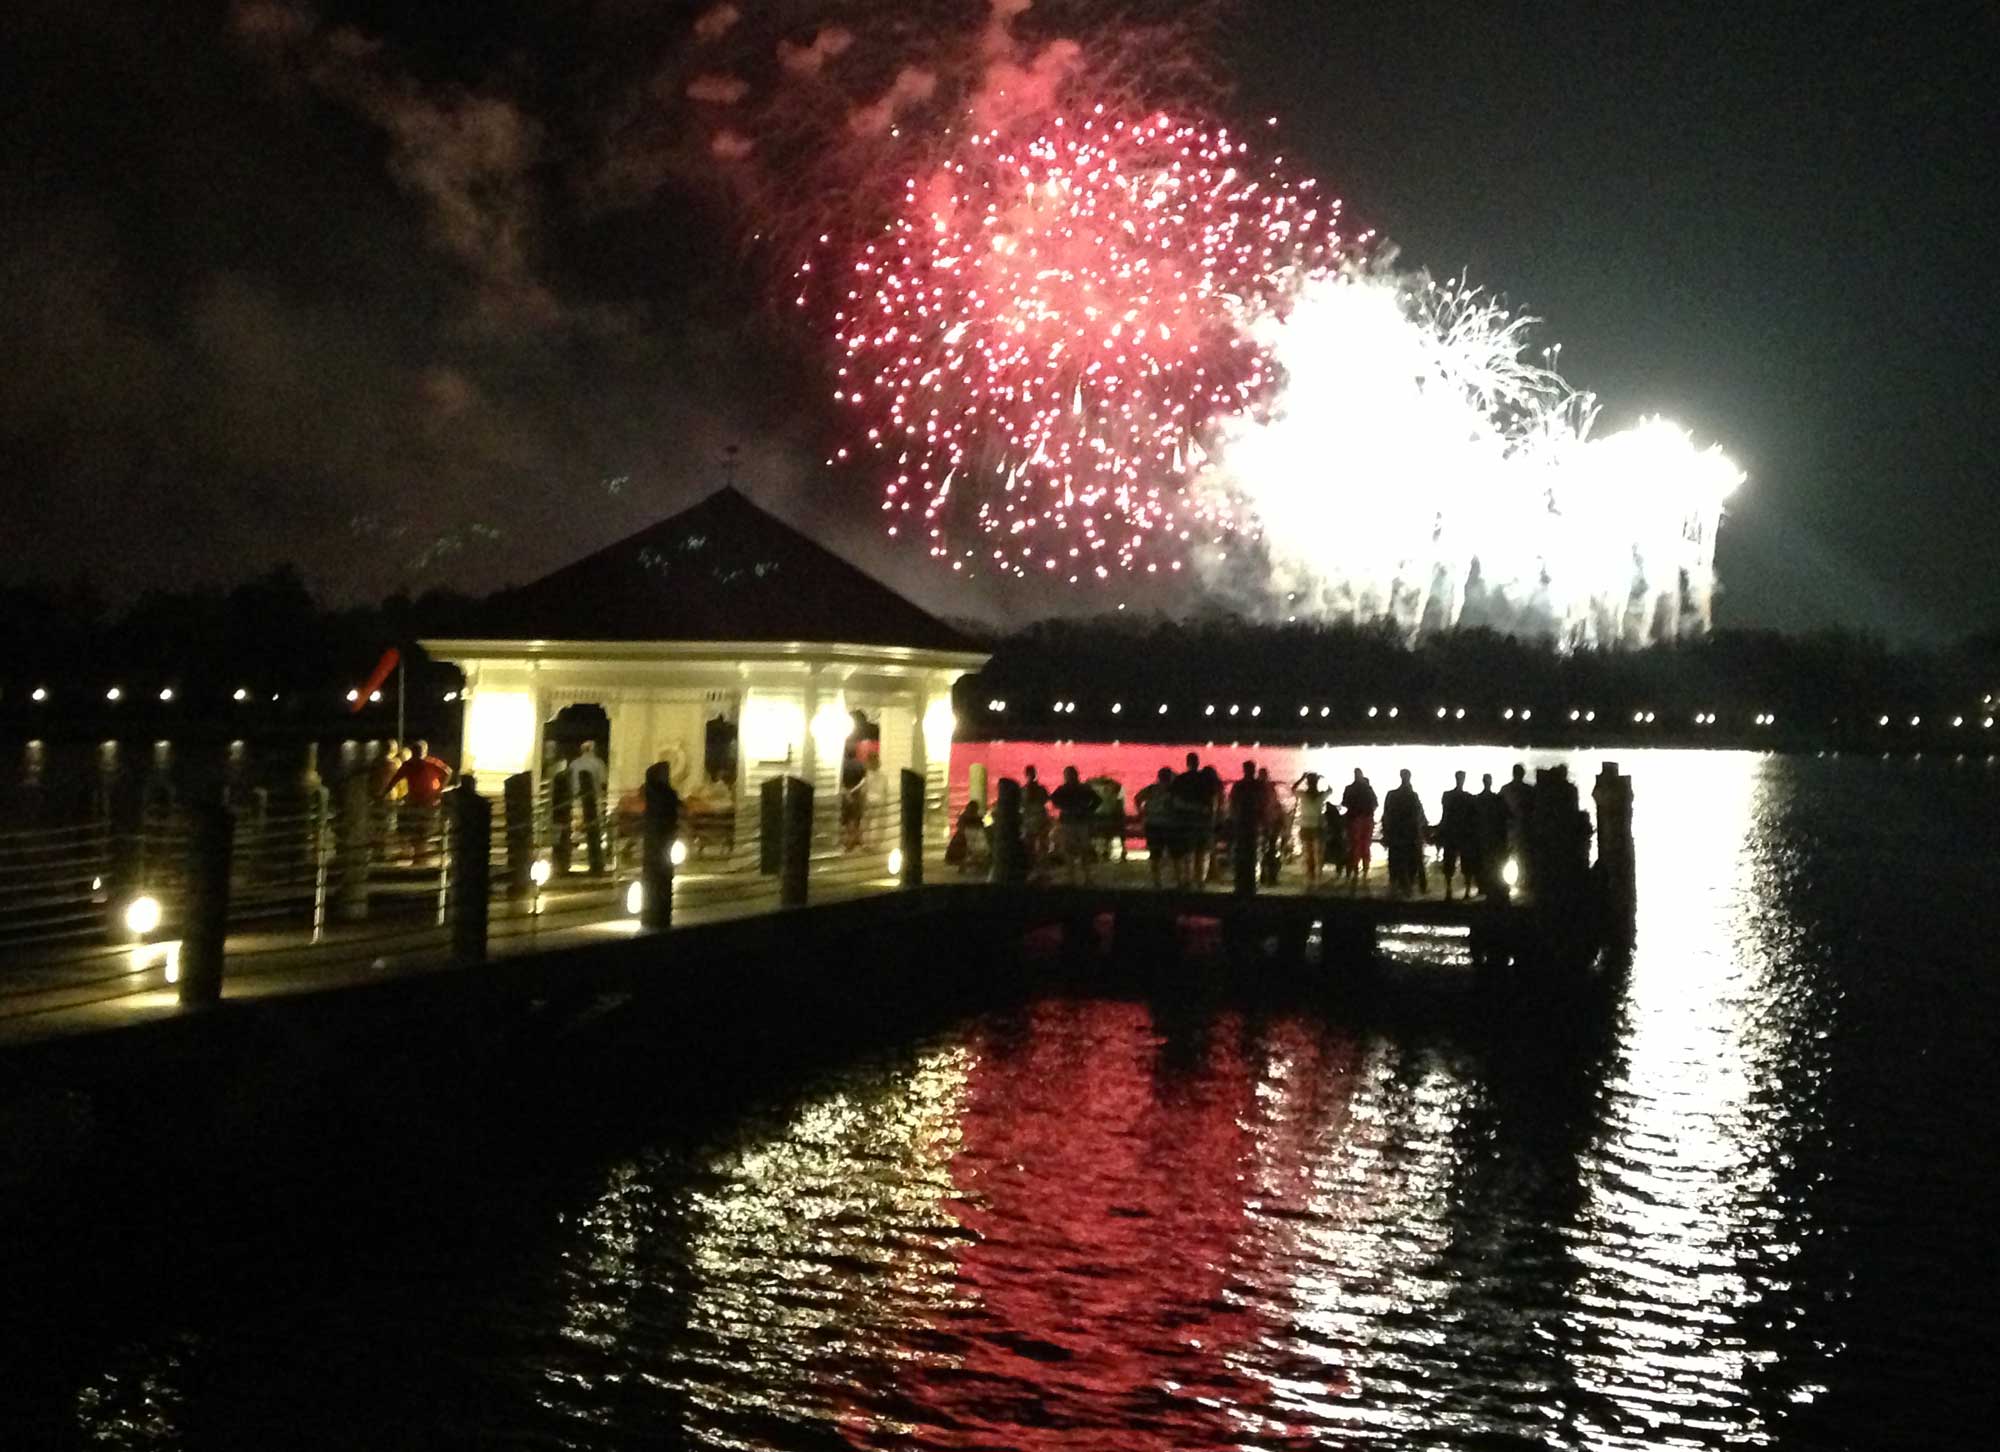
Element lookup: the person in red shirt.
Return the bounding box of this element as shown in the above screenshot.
[381,739,452,864]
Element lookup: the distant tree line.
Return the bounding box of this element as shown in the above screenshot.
[0,567,482,724]
[963,615,2000,741]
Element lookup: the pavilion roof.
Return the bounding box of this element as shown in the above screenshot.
[474,487,983,655]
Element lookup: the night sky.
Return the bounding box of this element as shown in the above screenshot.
[3,1,1994,641]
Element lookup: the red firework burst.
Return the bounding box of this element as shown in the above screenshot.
[814,109,1351,581]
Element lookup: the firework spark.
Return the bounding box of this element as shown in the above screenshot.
[820,110,1350,581]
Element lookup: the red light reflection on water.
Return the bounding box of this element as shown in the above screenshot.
[870,1001,1362,1448]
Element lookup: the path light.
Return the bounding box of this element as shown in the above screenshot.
[625,881,644,915]
[1632,711,1645,724]
[1645,711,1656,724]
[987,698,1005,712]
[1229,703,1240,716]
[124,894,162,937]
[887,847,904,877]
[1250,705,1261,717]
[669,839,688,867]
[1503,708,1514,720]
[1205,704,1216,716]
[1985,717,1995,729]
[1299,705,1310,717]
[1502,858,1521,889]
[1437,706,1448,719]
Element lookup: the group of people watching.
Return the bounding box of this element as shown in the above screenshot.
[948,756,1548,900]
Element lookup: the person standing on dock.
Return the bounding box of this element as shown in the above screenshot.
[572,740,608,874]
[1168,753,1207,888]
[1382,769,1430,898]
[1438,770,1477,901]
[1136,767,1175,888]
[1500,763,1534,884]
[1474,772,1509,898]
[1049,766,1100,884]
[1341,769,1378,888]
[1020,765,1051,870]
[381,739,452,867]
[1292,772,1328,886]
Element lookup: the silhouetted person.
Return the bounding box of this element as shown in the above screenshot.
[572,740,607,874]
[1438,770,1476,901]
[1341,768,1378,887]
[1500,762,1534,872]
[1253,766,1284,884]
[945,799,989,873]
[548,752,574,873]
[1168,753,1207,887]
[1049,765,1100,883]
[1382,768,1429,898]
[1020,764,1051,869]
[1293,772,1329,885]
[1196,762,1224,883]
[1474,772,1509,898]
[1136,766,1175,887]
[383,738,452,867]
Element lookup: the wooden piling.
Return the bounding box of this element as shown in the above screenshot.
[641,763,680,931]
[899,769,925,887]
[503,772,536,901]
[779,776,814,907]
[178,795,234,1007]
[448,779,491,965]
[758,776,784,876]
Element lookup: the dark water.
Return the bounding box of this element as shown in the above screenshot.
[8,748,1999,1448]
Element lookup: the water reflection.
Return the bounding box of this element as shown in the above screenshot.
[48,750,1994,1447]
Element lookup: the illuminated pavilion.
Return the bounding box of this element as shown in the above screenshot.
[423,487,989,834]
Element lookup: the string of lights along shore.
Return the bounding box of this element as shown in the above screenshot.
[685,0,1742,648]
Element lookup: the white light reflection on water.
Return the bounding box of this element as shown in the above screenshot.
[1563,750,1834,1443]
[544,1048,972,1446]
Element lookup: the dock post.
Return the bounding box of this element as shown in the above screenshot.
[503,772,536,901]
[179,794,234,1006]
[334,775,374,922]
[640,763,679,931]
[448,778,491,966]
[1232,784,1258,898]
[759,776,784,876]
[1593,763,1636,948]
[990,778,1025,885]
[899,768,925,887]
[779,775,813,907]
